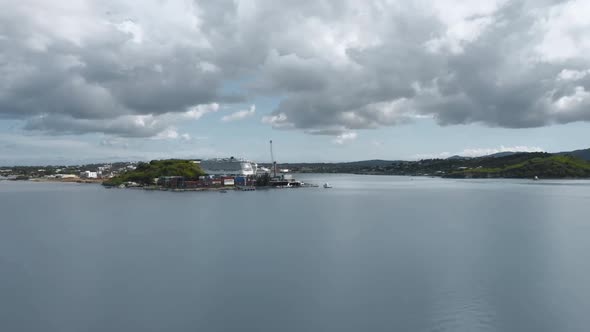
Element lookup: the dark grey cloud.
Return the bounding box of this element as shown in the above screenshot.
[23,114,168,137]
[23,103,219,138]
[1,0,589,138]
[0,0,230,137]
[258,0,590,132]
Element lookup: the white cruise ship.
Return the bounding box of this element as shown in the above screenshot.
[196,157,258,176]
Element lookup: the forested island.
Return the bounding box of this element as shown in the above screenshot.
[102,159,205,186]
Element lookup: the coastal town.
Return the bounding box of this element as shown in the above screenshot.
[0,141,325,190]
[0,162,138,183]
[0,157,318,191]
[4,148,590,185]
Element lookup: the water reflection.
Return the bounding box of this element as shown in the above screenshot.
[1,177,590,331]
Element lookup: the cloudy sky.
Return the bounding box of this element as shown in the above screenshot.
[1,0,589,165]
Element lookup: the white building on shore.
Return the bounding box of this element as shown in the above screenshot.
[80,171,98,179]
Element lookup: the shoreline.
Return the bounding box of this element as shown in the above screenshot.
[296,172,590,180]
[3,174,590,189]
[134,186,237,192]
[28,178,104,184]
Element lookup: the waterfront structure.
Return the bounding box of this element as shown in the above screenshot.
[157,176,185,188]
[198,157,258,176]
[80,171,98,179]
[56,174,78,179]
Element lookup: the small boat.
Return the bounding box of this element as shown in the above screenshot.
[323,183,332,189]
[219,190,228,193]
[533,176,539,181]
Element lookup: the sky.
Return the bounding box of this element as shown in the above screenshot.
[1,0,590,165]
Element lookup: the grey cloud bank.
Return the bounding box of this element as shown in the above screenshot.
[1,0,589,138]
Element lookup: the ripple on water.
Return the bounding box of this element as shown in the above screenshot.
[429,292,497,332]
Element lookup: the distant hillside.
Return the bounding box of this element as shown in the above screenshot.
[337,160,402,167]
[557,148,590,161]
[277,152,590,178]
[262,160,401,173]
[447,151,519,160]
[446,155,471,160]
[444,154,590,179]
[446,148,590,161]
[485,151,520,158]
[272,160,400,167]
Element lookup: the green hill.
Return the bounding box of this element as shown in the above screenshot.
[103,159,205,186]
[275,152,590,178]
[444,154,590,179]
[557,148,590,161]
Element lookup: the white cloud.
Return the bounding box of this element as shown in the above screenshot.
[534,0,590,62]
[414,152,453,160]
[557,69,590,81]
[154,131,192,142]
[0,132,225,165]
[185,103,220,120]
[414,145,544,159]
[460,145,544,157]
[154,128,181,140]
[24,103,219,139]
[554,86,590,112]
[332,132,358,145]
[221,105,256,122]
[3,0,590,140]
[425,16,494,54]
[114,20,144,44]
[198,61,219,73]
[261,112,293,129]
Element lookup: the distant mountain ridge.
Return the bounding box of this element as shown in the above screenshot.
[484,151,520,158]
[261,159,402,174]
[444,153,590,179]
[273,148,590,171]
[336,159,403,167]
[446,152,518,160]
[276,148,590,178]
[446,148,590,161]
[262,159,402,168]
[557,148,590,161]
[446,155,471,160]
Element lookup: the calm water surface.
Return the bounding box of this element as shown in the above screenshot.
[2,175,590,332]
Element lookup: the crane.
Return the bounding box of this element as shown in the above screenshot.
[270,140,277,178]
